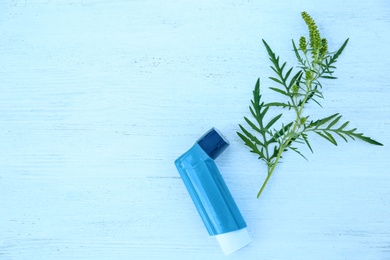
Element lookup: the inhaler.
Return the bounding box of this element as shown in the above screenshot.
[174,128,252,255]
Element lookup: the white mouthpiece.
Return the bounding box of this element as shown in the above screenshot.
[215,228,252,255]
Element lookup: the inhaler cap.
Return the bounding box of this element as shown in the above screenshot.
[215,227,252,255]
[197,128,229,160]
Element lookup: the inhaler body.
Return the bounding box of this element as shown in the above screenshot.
[174,128,252,255]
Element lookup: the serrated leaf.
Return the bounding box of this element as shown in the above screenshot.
[319,38,349,78]
[314,131,337,146]
[269,122,293,144]
[265,102,294,109]
[259,105,270,120]
[349,132,383,146]
[332,38,349,62]
[263,39,274,58]
[249,106,258,122]
[308,113,339,129]
[263,40,286,80]
[237,131,262,156]
[269,87,289,96]
[280,62,286,74]
[327,115,342,129]
[256,147,266,159]
[337,121,349,130]
[265,113,283,129]
[311,97,323,108]
[270,66,279,76]
[239,125,264,146]
[292,39,306,67]
[307,115,383,146]
[334,131,349,142]
[288,70,303,90]
[244,116,262,133]
[269,77,284,85]
[270,145,279,160]
[290,146,308,160]
[237,131,255,150]
[284,67,293,83]
[320,75,337,79]
[253,79,260,105]
[323,131,338,145]
[301,133,313,153]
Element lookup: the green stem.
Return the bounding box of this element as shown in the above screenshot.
[257,77,313,199]
[257,172,271,198]
[257,149,282,198]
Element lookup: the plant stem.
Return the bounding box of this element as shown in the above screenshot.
[257,149,282,198]
[257,76,313,198]
[257,172,272,198]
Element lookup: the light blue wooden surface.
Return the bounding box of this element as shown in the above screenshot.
[1,1,390,259]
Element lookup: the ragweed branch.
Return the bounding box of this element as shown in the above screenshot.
[238,12,383,199]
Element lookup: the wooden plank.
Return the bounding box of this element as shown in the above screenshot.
[1,0,389,259]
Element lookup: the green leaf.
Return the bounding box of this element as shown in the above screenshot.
[323,131,338,145]
[301,133,313,153]
[338,121,349,130]
[348,132,383,146]
[259,106,270,121]
[280,62,286,74]
[306,114,383,146]
[292,39,306,67]
[270,145,279,160]
[265,102,295,109]
[265,113,283,129]
[270,66,280,77]
[327,115,342,129]
[244,116,262,133]
[263,39,274,59]
[253,79,261,107]
[310,97,323,108]
[308,113,339,129]
[288,70,303,90]
[249,106,259,124]
[269,87,289,96]
[314,131,337,145]
[237,131,262,155]
[239,125,264,146]
[269,122,293,144]
[290,146,308,160]
[263,39,289,83]
[269,77,284,85]
[284,67,293,83]
[334,131,349,142]
[319,38,349,78]
[332,38,349,62]
[320,75,337,79]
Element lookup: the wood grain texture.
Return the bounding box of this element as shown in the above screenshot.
[1,0,389,259]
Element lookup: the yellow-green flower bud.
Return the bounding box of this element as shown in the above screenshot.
[301,12,322,58]
[320,38,328,56]
[299,36,307,52]
[300,117,306,125]
[305,70,312,80]
[292,84,299,95]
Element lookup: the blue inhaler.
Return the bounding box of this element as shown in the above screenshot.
[174,128,252,255]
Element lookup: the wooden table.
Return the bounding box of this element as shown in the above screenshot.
[1,0,389,259]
